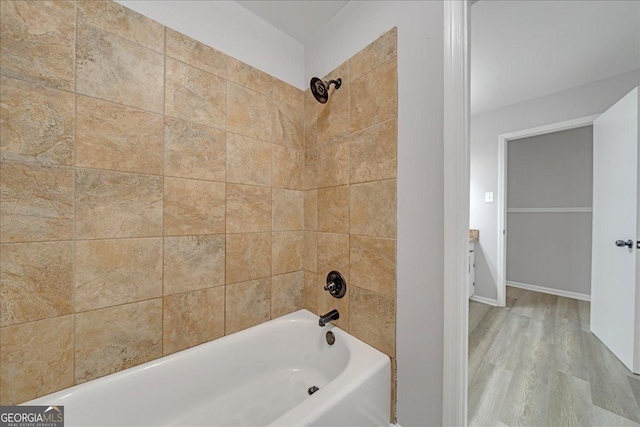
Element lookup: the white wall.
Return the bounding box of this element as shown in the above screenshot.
[305,2,444,425]
[115,0,305,89]
[470,69,640,300]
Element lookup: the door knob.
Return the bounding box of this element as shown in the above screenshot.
[615,239,633,248]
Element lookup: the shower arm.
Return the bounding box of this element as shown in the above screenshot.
[325,78,342,90]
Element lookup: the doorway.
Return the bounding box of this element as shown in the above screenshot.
[464,1,640,426]
[495,115,599,307]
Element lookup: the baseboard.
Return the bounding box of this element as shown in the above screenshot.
[506,281,591,302]
[469,295,499,306]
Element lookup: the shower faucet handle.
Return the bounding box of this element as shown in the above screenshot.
[324,282,336,292]
[324,271,346,299]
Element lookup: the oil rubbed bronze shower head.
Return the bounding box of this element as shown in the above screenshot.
[310,77,342,104]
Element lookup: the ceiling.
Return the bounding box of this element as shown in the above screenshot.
[236,1,349,44]
[471,0,640,116]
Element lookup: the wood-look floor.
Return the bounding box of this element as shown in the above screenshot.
[468,286,640,427]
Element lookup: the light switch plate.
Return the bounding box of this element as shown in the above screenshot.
[485,192,494,203]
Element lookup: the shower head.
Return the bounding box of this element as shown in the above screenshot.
[310,77,342,104]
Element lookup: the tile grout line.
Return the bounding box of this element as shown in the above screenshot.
[161,25,167,357]
[71,0,78,387]
[314,95,320,315]
[222,57,229,336]
[269,89,274,322]
[224,62,228,338]
[347,62,352,333]
[0,73,76,96]
[2,286,226,329]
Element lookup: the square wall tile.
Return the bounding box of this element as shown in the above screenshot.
[75,169,163,239]
[225,278,270,334]
[317,186,349,234]
[165,58,226,129]
[350,119,397,184]
[0,315,74,405]
[164,177,225,236]
[273,79,303,110]
[227,84,273,142]
[272,231,304,275]
[0,242,73,327]
[272,189,304,231]
[273,100,303,149]
[317,140,349,188]
[77,0,165,53]
[226,184,271,233]
[271,271,305,319]
[349,27,397,82]
[303,231,318,273]
[0,0,75,91]
[163,286,225,355]
[75,238,163,312]
[304,271,318,314]
[0,76,74,166]
[227,57,273,97]
[304,190,318,231]
[272,145,303,190]
[317,232,349,281]
[226,133,272,187]
[165,118,226,182]
[304,89,318,149]
[76,96,163,175]
[0,162,73,243]
[76,23,164,114]
[75,299,162,383]
[350,286,395,357]
[317,62,350,145]
[350,179,396,238]
[304,147,319,191]
[350,236,396,298]
[350,59,397,133]
[163,235,225,296]
[226,232,271,284]
[166,28,226,78]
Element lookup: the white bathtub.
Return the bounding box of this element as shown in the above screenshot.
[26,309,390,426]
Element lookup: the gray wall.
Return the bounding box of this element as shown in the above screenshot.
[470,69,640,300]
[508,127,593,209]
[506,126,593,295]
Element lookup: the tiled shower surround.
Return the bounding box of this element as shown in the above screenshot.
[0,0,397,418]
[302,28,398,418]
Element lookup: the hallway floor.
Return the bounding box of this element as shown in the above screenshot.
[468,286,640,426]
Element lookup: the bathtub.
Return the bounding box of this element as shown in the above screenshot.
[26,309,391,426]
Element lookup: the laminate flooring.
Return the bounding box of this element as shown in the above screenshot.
[468,286,640,427]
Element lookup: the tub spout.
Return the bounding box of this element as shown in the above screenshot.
[319,309,339,327]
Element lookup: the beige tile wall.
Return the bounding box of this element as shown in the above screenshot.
[302,28,398,421]
[0,0,305,405]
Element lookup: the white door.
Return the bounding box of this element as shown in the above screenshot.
[591,87,639,374]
